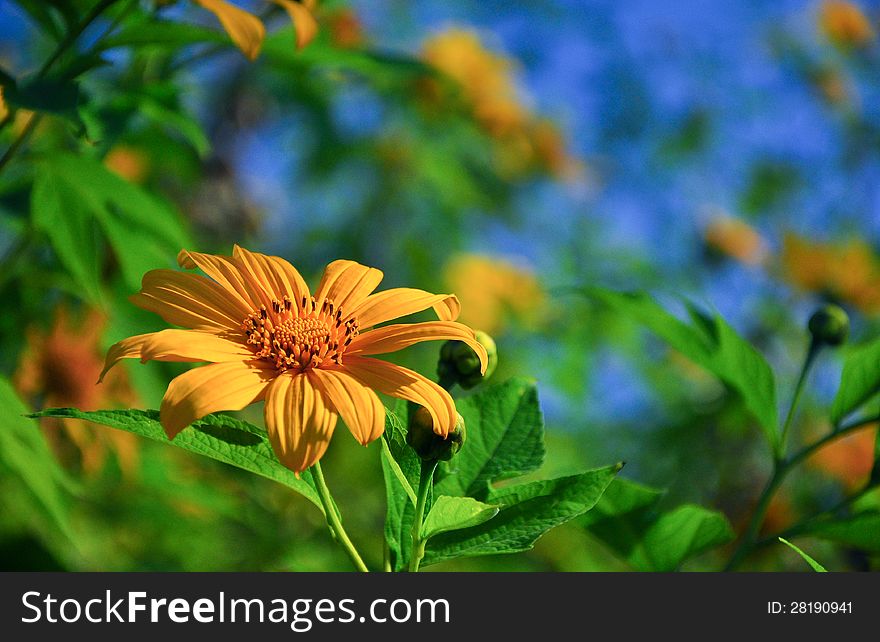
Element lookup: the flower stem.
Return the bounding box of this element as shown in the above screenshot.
[724,413,879,571]
[408,459,438,573]
[311,461,369,573]
[777,340,819,460]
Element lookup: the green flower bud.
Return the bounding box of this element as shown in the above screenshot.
[808,304,850,347]
[437,330,498,390]
[406,407,466,461]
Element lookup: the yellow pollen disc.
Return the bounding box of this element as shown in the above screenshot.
[241,296,359,372]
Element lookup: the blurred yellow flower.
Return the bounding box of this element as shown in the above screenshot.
[443,253,545,335]
[781,233,880,313]
[819,0,875,48]
[704,216,769,266]
[807,424,876,490]
[422,28,529,139]
[327,8,364,49]
[15,307,140,477]
[104,145,150,183]
[0,86,8,122]
[527,120,582,181]
[102,246,485,473]
[194,0,318,61]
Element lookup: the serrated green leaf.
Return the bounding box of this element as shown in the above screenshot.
[423,465,620,565]
[434,377,545,499]
[587,288,778,450]
[380,400,421,571]
[805,511,880,551]
[30,408,323,511]
[422,496,498,539]
[33,152,191,291]
[0,378,74,539]
[31,169,103,303]
[579,477,734,571]
[831,338,880,425]
[778,537,827,572]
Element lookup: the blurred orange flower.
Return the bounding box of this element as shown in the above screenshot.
[780,233,880,313]
[818,0,875,48]
[759,493,798,536]
[328,8,364,49]
[14,307,139,476]
[443,253,545,335]
[807,424,876,490]
[104,145,150,183]
[194,0,318,61]
[704,216,768,266]
[101,246,486,473]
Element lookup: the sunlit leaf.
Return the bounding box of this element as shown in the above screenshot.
[831,337,880,425]
[422,496,498,539]
[778,537,827,572]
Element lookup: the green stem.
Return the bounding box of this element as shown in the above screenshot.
[408,459,438,573]
[724,413,879,571]
[777,340,820,460]
[311,461,369,573]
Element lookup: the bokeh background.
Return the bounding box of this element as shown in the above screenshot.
[1,0,879,571]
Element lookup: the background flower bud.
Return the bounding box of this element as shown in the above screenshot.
[808,304,850,347]
[407,407,466,461]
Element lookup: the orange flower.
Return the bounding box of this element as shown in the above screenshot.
[780,233,880,313]
[101,246,487,473]
[704,216,768,266]
[194,0,318,61]
[807,424,876,490]
[15,307,139,476]
[104,145,150,183]
[328,8,364,49]
[819,0,875,48]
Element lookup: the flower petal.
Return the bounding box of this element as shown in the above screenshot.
[194,0,265,61]
[100,329,254,382]
[264,372,338,473]
[131,269,247,331]
[232,245,310,311]
[350,288,460,327]
[314,259,384,313]
[309,368,385,445]
[178,248,261,312]
[272,0,320,49]
[348,321,488,373]
[339,355,457,437]
[160,361,275,439]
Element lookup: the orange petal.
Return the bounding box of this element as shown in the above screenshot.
[314,259,384,313]
[194,0,265,61]
[178,249,262,312]
[100,329,254,382]
[309,368,385,445]
[263,372,338,473]
[232,245,310,311]
[339,355,457,437]
[132,269,248,331]
[350,288,460,327]
[272,0,320,49]
[348,321,488,373]
[160,361,275,438]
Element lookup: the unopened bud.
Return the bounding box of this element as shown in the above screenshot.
[808,304,849,347]
[406,407,466,461]
[438,330,498,390]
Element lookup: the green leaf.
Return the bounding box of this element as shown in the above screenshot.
[587,288,779,449]
[0,378,74,539]
[101,20,229,50]
[424,465,620,565]
[831,337,880,425]
[778,537,827,572]
[580,477,735,571]
[31,168,103,303]
[422,496,499,539]
[33,152,191,291]
[30,408,323,512]
[379,401,421,571]
[138,97,211,158]
[805,511,880,552]
[4,77,81,120]
[434,377,545,499]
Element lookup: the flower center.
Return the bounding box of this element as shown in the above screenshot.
[242,295,358,372]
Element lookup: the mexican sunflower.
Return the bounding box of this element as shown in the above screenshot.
[100,246,487,473]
